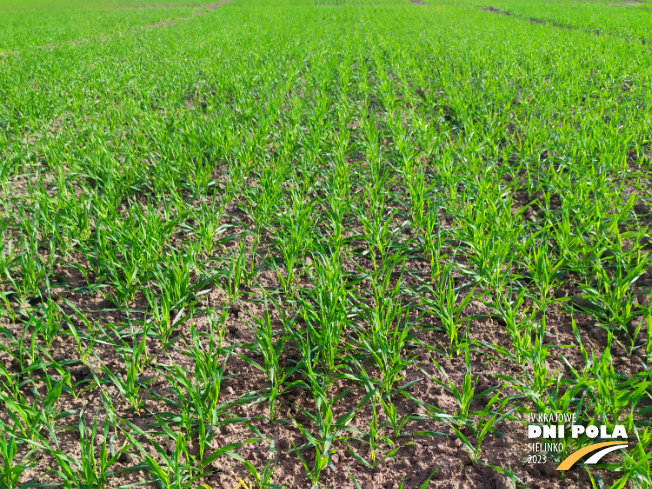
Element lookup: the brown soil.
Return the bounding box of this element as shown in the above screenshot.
[479,6,511,15]
[106,0,231,9]
[2,199,645,489]
[477,5,650,44]
[607,1,647,5]
[2,5,650,489]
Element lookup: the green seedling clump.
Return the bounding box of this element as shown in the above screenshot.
[0,0,651,487]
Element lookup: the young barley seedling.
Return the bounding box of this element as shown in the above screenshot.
[297,250,352,383]
[413,264,478,358]
[32,298,63,348]
[76,411,126,489]
[99,339,149,413]
[0,422,39,489]
[241,302,302,419]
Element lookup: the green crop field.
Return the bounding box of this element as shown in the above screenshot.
[0,0,651,487]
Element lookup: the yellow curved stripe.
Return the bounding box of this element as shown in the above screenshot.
[557,441,627,471]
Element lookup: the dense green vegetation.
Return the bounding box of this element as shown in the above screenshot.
[0,0,651,488]
[474,0,652,42]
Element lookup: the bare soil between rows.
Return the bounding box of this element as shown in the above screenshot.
[105,0,231,9]
[3,243,648,488]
